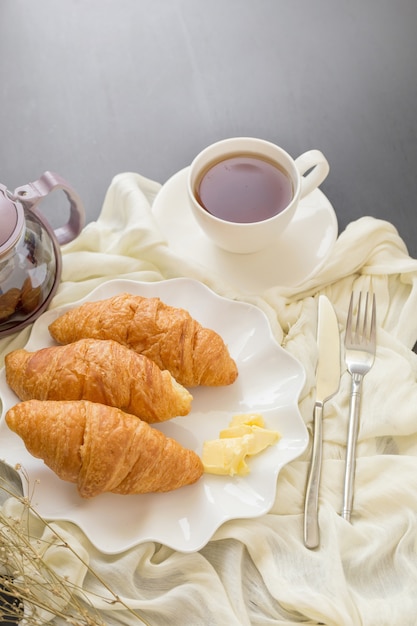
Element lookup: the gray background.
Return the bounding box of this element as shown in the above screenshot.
[1,0,416,255]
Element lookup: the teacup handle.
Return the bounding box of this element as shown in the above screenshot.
[12,171,85,245]
[295,150,330,199]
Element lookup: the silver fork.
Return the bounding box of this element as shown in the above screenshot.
[342,291,376,522]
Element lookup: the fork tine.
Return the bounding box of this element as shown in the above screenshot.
[360,292,368,339]
[359,291,376,344]
[346,291,376,345]
[345,292,354,343]
[370,293,376,345]
[354,292,365,342]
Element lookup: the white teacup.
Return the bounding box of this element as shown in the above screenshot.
[187,137,330,254]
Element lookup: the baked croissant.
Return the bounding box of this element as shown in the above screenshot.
[5,339,192,424]
[48,293,238,387]
[6,399,204,498]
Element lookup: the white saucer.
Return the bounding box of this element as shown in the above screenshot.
[153,167,338,293]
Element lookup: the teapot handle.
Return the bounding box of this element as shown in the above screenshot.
[12,171,85,245]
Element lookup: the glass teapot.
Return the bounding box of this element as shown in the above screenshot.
[0,171,85,337]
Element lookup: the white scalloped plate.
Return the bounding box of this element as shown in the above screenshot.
[0,278,307,553]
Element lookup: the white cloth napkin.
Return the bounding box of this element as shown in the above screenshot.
[2,171,417,625]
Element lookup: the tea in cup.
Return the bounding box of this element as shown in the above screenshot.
[187,137,329,254]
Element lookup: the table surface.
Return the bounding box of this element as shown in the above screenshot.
[1,0,417,255]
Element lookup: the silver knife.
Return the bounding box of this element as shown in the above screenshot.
[304,295,341,549]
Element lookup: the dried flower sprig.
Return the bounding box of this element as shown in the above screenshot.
[0,467,150,625]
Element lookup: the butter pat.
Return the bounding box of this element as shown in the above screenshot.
[202,413,280,476]
[202,437,252,476]
[228,413,265,427]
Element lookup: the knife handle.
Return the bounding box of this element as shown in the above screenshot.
[304,402,323,549]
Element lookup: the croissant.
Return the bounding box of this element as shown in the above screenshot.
[5,339,192,423]
[5,399,204,498]
[48,293,238,387]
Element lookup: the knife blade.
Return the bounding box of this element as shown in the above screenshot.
[304,295,340,549]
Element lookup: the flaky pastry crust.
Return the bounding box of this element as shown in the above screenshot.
[5,339,192,423]
[6,399,203,498]
[48,293,238,387]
